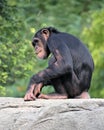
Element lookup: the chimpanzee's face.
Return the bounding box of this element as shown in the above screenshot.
[32,38,48,59]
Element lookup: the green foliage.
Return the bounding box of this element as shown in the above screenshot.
[0,0,104,97]
[81,9,104,97]
[0,86,6,96]
[0,0,38,96]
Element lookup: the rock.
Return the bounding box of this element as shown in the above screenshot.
[0,98,104,130]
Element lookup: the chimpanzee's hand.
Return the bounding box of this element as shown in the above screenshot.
[34,83,43,97]
[24,84,36,101]
[24,83,43,101]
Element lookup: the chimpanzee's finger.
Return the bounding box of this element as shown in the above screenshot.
[24,93,36,101]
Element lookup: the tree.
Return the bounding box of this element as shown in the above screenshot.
[0,0,104,97]
[81,9,104,97]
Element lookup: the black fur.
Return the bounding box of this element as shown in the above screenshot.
[28,27,94,98]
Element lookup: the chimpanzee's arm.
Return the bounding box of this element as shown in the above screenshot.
[28,37,73,87]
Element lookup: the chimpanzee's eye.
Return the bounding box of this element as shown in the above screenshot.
[34,39,39,43]
[32,39,39,47]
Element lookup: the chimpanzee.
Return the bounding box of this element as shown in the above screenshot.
[24,27,94,101]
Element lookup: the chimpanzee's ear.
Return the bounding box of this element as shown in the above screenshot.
[41,29,50,40]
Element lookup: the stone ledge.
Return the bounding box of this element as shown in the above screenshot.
[0,97,104,130]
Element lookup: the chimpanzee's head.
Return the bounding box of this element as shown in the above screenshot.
[32,27,59,59]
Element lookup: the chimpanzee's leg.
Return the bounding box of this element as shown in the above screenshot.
[64,65,91,99]
[75,65,92,99]
[38,66,91,99]
[38,78,68,99]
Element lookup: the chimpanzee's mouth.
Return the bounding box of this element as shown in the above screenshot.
[35,50,41,54]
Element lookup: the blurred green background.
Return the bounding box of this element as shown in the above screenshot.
[0,0,104,98]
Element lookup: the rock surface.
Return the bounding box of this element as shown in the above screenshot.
[0,98,104,130]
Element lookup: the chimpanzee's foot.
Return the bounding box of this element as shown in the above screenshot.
[75,91,90,99]
[38,93,68,99]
